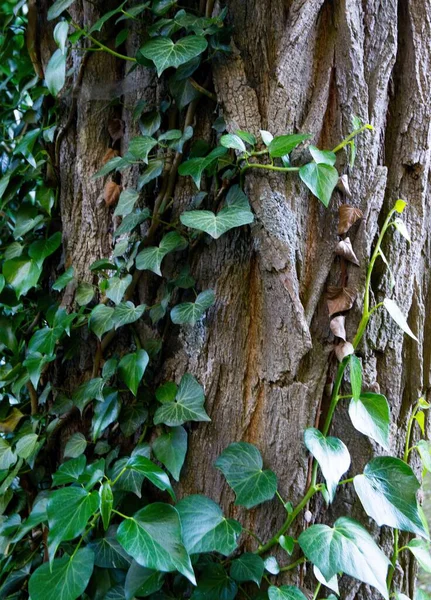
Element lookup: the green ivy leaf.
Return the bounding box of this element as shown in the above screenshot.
[348,392,390,450]
[171,289,215,325]
[99,482,113,530]
[153,426,187,481]
[407,538,431,573]
[88,3,126,33]
[64,432,87,458]
[177,494,241,555]
[129,136,158,163]
[0,439,17,470]
[126,455,175,500]
[417,440,431,472]
[153,373,210,426]
[140,35,208,76]
[220,134,247,153]
[29,547,94,600]
[268,586,308,600]
[304,428,350,502]
[268,134,311,157]
[28,232,62,266]
[178,146,227,188]
[72,378,105,412]
[298,517,390,600]
[309,145,336,166]
[3,258,42,298]
[120,404,148,436]
[106,275,132,305]
[15,433,38,459]
[299,162,339,207]
[383,298,418,341]
[52,455,86,486]
[313,565,339,594]
[75,282,95,306]
[54,21,69,53]
[45,49,67,96]
[91,389,120,441]
[124,561,164,600]
[215,442,277,509]
[47,0,76,19]
[353,456,428,538]
[88,533,131,570]
[118,350,149,396]
[138,159,164,189]
[230,553,264,586]
[89,305,115,340]
[191,564,237,600]
[279,534,294,555]
[349,355,362,400]
[113,301,146,329]
[117,503,195,583]
[111,457,145,497]
[135,231,187,276]
[114,189,140,217]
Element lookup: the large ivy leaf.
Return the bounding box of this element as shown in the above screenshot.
[298,517,390,599]
[353,457,428,538]
[45,49,67,96]
[309,145,336,166]
[191,564,237,600]
[268,586,308,600]
[89,305,115,340]
[152,426,187,481]
[304,428,350,502]
[117,503,195,584]
[29,232,62,266]
[124,561,164,600]
[268,134,311,157]
[176,494,241,555]
[106,275,132,305]
[129,136,157,163]
[153,373,210,426]
[29,547,94,600]
[140,36,208,76]
[135,231,187,276]
[138,159,164,189]
[126,455,175,500]
[215,442,277,508]
[180,186,253,239]
[88,532,131,569]
[230,553,264,586]
[383,298,418,341]
[171,289,215,325]
[299,162,339,207]
[52,456,86,486]
[91,390,120,441]
[113,302,146,329]
[118,350,149,396]
[3,258,41,298]
[63,433,87,459]
[348,392,390,450]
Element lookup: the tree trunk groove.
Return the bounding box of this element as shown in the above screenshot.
[39,1,431,598]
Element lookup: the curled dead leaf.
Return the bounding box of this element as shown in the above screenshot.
[337,174,352,197]
[0,407,24,433]
[108,118,125,143]
[327,286,356,317]
[338,204,363,235]
[104,181,122,207]
[102,148,119,164]
[335,341,354,362]
[330,315,347,341]
[335,237,360,266]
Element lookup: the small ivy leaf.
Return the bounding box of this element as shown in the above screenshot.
[140,35,208,77]
[24,353,55,388]
[260,130,273,146]
[138,159,164,189]
[89,305,115,340]
[383,298,418,341]
[171,289,215,325]
[348,392,391,450]
[126,455,175,500]
[88,534,131,570]
[135,231,187,276]
[89,3,126,33]
[417,440,431,472]
[75,281,95,306]
[15,433,38,460]
[29,232,62,267]
[177,494,242,555]
[395,199,407,213]
[330,315,346,341]
[338,204,363,235]
[93,155,124,178]
[114,189,140,217]
[309,145,336,166]
[349,355,362,400]
[153,373,209,426]
[118,350,149,396]
[124,561,165,600]
[327,286,356,317]
[53,21,69,54]
[298,517,390,600]
[64,432,87,458]
[45,49,67,96]
[178,146,227,188]
[278,535,295,555]
[153,426,187,481]
[104,181,122,206]
[191,563,237,599]
[91,389,120,441]
[113,209,151,238]
[113,302,146,329]
[335,237,359,265]
[220,134,247,153]
[129,136,158,163]
[29,547,94,600]
[72,378,105,413]
[353,456,428,538]
[393,217,411,243]
[230,553,264,586]
[313,565,339,594]
[106,275,132,305]
[215,442,277,509]
[299,162,339,207]
[3,258,42,298]
[379,249,396,289]
[264,556,280,575]
[415,411,425,435]
[0,439,17,470]
[156,381,178,403]
[407,538,431,573]
[304,428,350,502]
[100,482,113,530]
[180,202,254,238]
[268,585,308,600]
[117,503,195,584]
[47,0,76,19]
[236,130,256,146]
[268,134,311,158]
[120,404,148,436]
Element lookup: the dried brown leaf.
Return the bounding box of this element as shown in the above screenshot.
[330,315,347,341]
[327,286,356,317]
[335,237,360,266]
[102,148,119,164]
[337,174,352,197]
[104,181,121,207]
[338,204,363,235]
[335,341,354,362]
[108,118,125,143]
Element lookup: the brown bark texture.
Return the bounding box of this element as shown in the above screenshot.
[39,1,431,598]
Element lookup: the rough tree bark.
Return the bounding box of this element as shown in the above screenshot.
[38,1,431,598]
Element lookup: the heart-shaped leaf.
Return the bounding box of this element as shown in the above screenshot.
[230,554,264,586]
[268,134,311,158]
[407,538,431,573]
[64,433,87,458]
[124,561,164,600]
[384,298,418,341]
[3,258,41,298]
[304,428,350,502]
[91,389,120,441]
[45,49,67,96]
[268,586,308,600]
[171,289,215,325]
[118,350,149,396]
[126,455,175,500]
[114,189,140,217]
[215,442,277,509]
[153,426,187,481]
[178,146,227,188]
[106,275,132,305]
[135,231,187,276]
[299,162,338,207]
[348,392,390,450]
[89,305,115,340]
[220,134,246,153]
[153,373,210,426]
[309,145,336,166]
[140,35,208,76]
[113,301,146,329]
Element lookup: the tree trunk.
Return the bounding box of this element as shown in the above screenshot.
[41,1,431,598]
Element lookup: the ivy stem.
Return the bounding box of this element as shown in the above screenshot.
[331,124,373,154]
[256,484,321,555]
[70,21,137,62]
[312,582,322,600]
[279,556,306,572]
[112,508,132,520]
[241,163,300,176]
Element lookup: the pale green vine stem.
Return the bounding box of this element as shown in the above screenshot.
[312,582,322,600]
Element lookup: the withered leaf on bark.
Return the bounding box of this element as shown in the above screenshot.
[330,315,347,341]
[335,237,360,265]
[104,181,121,207]
[102,148,119,164]
[338,204,363,235]
[327,286,356,317]
[335,341,354,362]
[336,174,352,198]
[108,118,125,143]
